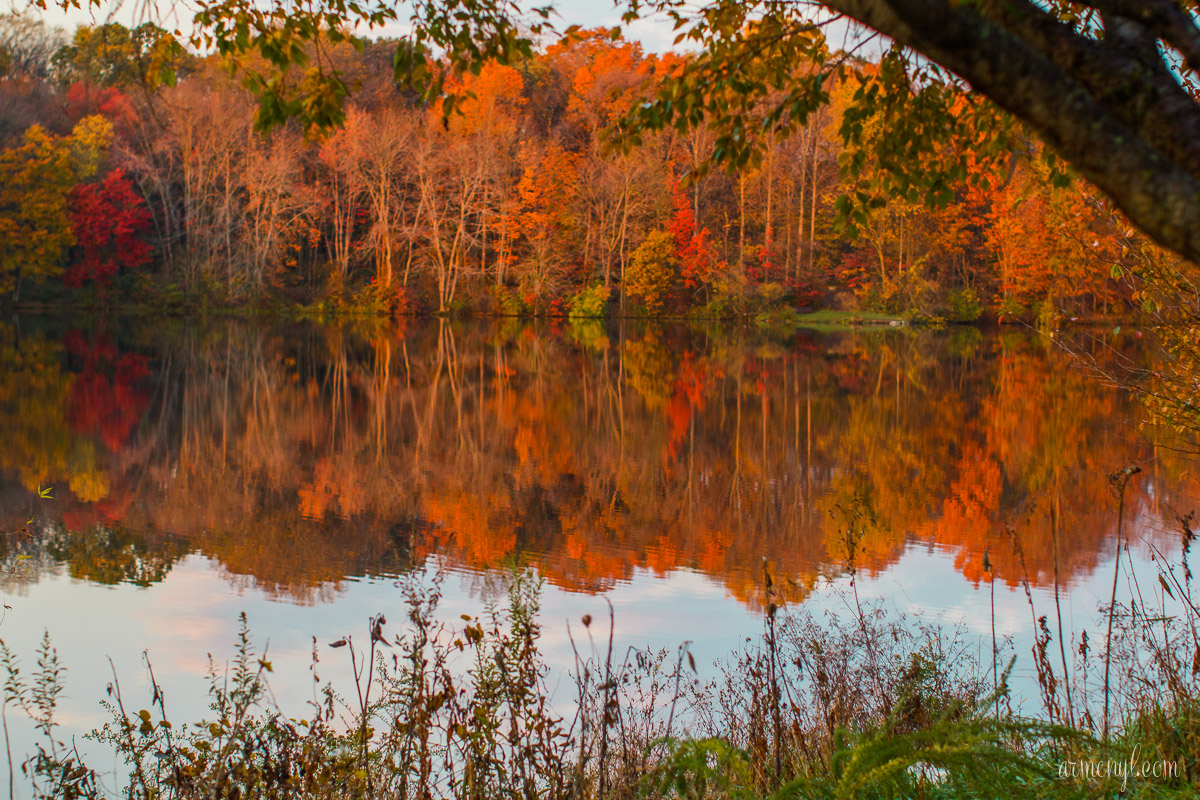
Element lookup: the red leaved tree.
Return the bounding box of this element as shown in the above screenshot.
[66,169,152,291]
[667,178,717,298]
[63,330,150,452]
[65,82,139,132]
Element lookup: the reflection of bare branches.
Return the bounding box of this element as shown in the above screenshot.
[1041,228,1200,454]
[1046,319,1200,458]
[0,523,62,597]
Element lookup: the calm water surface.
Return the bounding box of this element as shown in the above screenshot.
[0,315,1194,777]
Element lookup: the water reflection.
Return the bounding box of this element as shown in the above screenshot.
[1,316,1193,606]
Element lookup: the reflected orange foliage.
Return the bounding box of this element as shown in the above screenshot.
[1,320,1188,609]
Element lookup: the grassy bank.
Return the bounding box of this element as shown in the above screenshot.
[2,557,1196,800]
[10,288,1140,334]
[786,308,909,330]
[9,294,909,326]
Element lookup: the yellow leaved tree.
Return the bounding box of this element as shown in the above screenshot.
[0,114,112,298]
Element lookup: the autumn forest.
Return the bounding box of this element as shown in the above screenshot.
[0,14,1165,322]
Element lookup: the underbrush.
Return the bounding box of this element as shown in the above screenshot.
[3,479,1198,799]
[2,552,1196,800]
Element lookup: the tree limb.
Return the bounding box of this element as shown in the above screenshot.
[822,0,1200,263]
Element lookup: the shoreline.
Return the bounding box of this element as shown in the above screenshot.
[3,301,1142,331]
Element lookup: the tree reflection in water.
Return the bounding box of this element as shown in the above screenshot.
[0,317,1192,608]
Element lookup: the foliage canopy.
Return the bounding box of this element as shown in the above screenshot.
[33,0,1200,266]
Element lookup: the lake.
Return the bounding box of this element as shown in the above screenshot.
[0,315,1193,777]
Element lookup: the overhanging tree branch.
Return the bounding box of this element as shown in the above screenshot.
[822,0,1200,263]
[1089,0,1200,75]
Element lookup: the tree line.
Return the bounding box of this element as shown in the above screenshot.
[0,14,1172,320]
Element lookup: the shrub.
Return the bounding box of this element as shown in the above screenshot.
[996,296,1028,323]
[493,285,528,316]
[753,305,802,331]
[568,283,611,319]
[696,274,750,319]
[1036,296,1061,331]
[751,281,787,310]
[625,231,677,314]
[359,278,414,317]
[946,287,984,322]
[859,281,905,314]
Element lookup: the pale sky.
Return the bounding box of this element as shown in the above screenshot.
[11,0,871,57]
[10,0,684,52]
